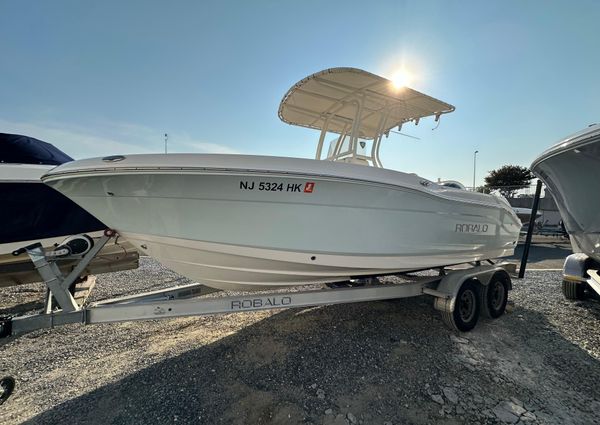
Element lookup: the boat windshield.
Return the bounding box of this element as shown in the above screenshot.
[326,136,375,166]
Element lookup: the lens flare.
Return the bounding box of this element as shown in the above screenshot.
[391,69,412,89]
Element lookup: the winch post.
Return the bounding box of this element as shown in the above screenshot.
[15,233,113,312]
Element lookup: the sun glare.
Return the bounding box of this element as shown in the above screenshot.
[391,69,412,89]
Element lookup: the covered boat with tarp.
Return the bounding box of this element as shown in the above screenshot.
[0,133,138,287]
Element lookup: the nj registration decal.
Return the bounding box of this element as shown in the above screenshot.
[239,180,316,193]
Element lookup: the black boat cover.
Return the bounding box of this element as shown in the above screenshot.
[0,133,73,165]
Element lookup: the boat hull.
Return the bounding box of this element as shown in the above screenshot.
[531,125,600,264]
[43,154,521,291]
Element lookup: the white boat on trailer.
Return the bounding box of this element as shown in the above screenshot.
[531,124,600,300]
[41,67,521,291]
[0,68,520,346]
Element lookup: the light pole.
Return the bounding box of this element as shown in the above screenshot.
[472,150,479,191]
[164,133,168,154]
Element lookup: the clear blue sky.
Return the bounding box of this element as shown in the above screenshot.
[1,0,598,187]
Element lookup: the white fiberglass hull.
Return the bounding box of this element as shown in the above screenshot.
[531,125,600,264]
[43,154,521,291]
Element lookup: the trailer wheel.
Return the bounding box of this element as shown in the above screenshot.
[442,280,480,332]
[482,273,509,319]
[0,376,15,405]
[562,280,587,300]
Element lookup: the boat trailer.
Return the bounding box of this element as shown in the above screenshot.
[0,232,518,404]
[1,231,517,340]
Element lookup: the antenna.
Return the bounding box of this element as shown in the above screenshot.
[164,133,168,154]
[390,130,421,140]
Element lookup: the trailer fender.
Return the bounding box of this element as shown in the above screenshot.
[563,253,592,282]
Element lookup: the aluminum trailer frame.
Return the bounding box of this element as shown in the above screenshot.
[0,233,516,337]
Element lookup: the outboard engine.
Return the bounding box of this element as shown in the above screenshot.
[51,234,94,257]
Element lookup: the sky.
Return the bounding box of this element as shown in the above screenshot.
[1,0,599,187]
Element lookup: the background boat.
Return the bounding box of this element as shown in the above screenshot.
[0,133,139,287]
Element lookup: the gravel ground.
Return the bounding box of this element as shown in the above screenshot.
[1,256,600,425]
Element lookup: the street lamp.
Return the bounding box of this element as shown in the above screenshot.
[472,150,479,191]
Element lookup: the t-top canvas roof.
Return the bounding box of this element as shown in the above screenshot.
[278,67,455,140]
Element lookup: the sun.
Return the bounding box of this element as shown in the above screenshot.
[391,69,412,89]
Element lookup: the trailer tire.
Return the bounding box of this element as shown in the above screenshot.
[0,376,15,405]
[441,280,480,332]
[482,272,509,319]
[562,280,587,300]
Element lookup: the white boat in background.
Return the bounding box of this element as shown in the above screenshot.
[512,207,542,224]
[531,124,600,300]
[531,124,600,263]
[42,68,521,291]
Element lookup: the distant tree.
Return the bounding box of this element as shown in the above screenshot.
[484,165,534,198]
[475,186,491,194]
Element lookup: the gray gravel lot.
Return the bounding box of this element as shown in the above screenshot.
[1,256,600,425]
